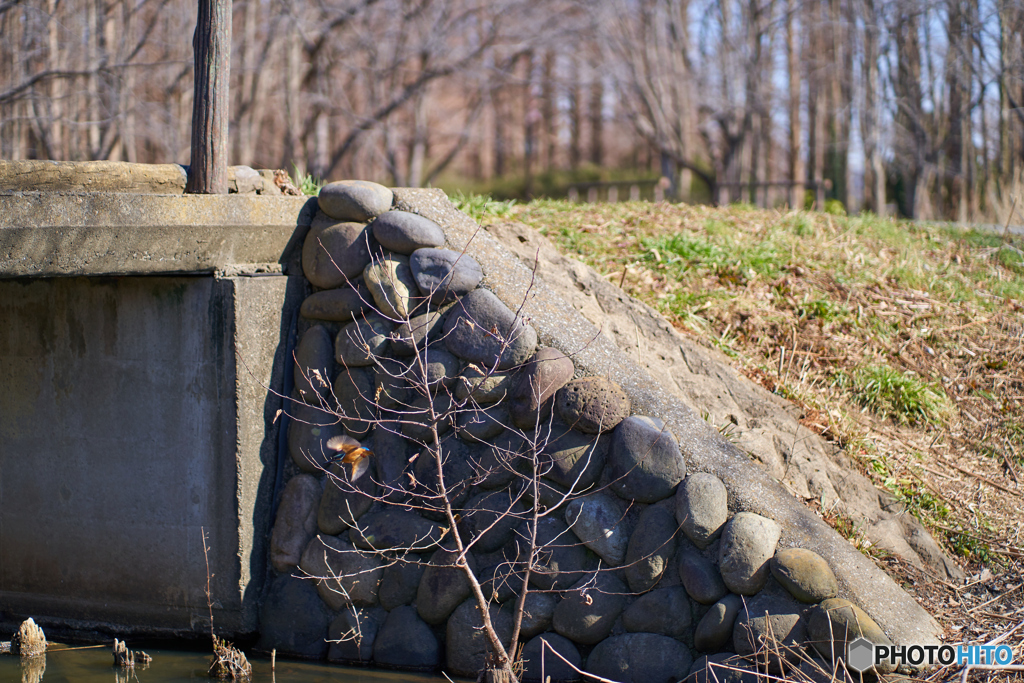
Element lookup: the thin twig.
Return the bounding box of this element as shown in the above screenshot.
[201,526,215,641]
[947,463,1022,497]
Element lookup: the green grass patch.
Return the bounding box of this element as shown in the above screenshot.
[997,244,1024,272]
[642,233,724,265]
[448,191,516,224]
[798,298,849,322]
[291,165,323,196]
[837,364,952,425]
[946,531,991,563]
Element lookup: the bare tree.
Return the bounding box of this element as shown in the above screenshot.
[283,234,680,682]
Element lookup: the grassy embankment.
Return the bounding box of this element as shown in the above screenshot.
[455,193,1024,640]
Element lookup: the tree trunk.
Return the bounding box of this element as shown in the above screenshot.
[186,0,232,194]
[47,0,63,161]
[998,0,1014,183]
[787,0,804,209]
[283,26,301,173]
[589,74,603,167]
[524,51,537,198]
[807,1,825,208]
[408,93,428,188]
[568,57,581,171]
[542,50,557,171]
[861,0,884,214]
[234,0,257,167]
[895,3,926,217]
[493,86,506,178]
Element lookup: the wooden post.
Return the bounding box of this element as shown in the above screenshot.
[186,0,232,194]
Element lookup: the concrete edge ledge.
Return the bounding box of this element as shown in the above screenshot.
[0,192,316,278]
[0,160,287,195]
[392,187,942,649]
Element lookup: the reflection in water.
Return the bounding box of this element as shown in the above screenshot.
[0,644,450,683]
[20,655,45,683]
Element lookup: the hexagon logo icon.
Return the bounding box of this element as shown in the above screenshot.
[847,637,876,672]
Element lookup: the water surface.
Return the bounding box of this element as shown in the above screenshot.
[0,644,450,683]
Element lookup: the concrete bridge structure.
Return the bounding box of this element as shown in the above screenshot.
[0,187,313,638]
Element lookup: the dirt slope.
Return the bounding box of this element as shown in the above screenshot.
[484,219,964,581]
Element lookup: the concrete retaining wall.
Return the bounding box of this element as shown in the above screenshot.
[0,192,311,638]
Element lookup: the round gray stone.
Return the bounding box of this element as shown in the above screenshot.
[257,573,333,659]
[299,534,384,610]
[608,416,686,503]
[676,473,729,549]
[555,377,631,434]
[401,392,455,443]
[621,585,692,637]
[269,474,322,573]
[349,509,443,552]
[303,216,376,289]
[520,591,560,639]
[372,356,410,411]
[411,437,476,516]
[687,654,760,683]
[457,404,508,443]
[328,606,385,665]
[678,548,728,605]
[521,633,581,683]
[372,605,439,671]
[294,325,334,403]
[461,489,527,553]
[416,548,476,625]
[379,560,426,610]
[479,562,522,603]
[391,309,446,356]
[300,282,373,322]
[333,367,375,437]
[335,315,392,367]
[319,180,393,222]
[718,512,782,595]
[288,401,345,473]
[413,346,460,389]
[587,633,693,683]
[318,460,378,534]
[552,572,627,645]
[564,490,633,566]
[446,599,514,678]
[519,475,571,511]
[694,594,743,652]
[363,252,421,320]
[443,288,538,370]
[539,420,608,491]
[468,431,524,489]
[625,504,679,593]
[806,598,894,674]
[770,548,839,604]
[525,516,591,591]
[454,363,515,404]
[732,591,806,672]
[371,211,445,254]
[410,247,483,304]
[370,421,410,496]
[509,348,575,429]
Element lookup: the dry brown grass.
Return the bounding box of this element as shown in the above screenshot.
[495,199,1024,678]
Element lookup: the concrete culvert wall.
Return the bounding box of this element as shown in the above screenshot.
[0,186,314,638]
[261,183,942,680]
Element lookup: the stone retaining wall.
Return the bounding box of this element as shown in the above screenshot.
[260,182,940,681]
